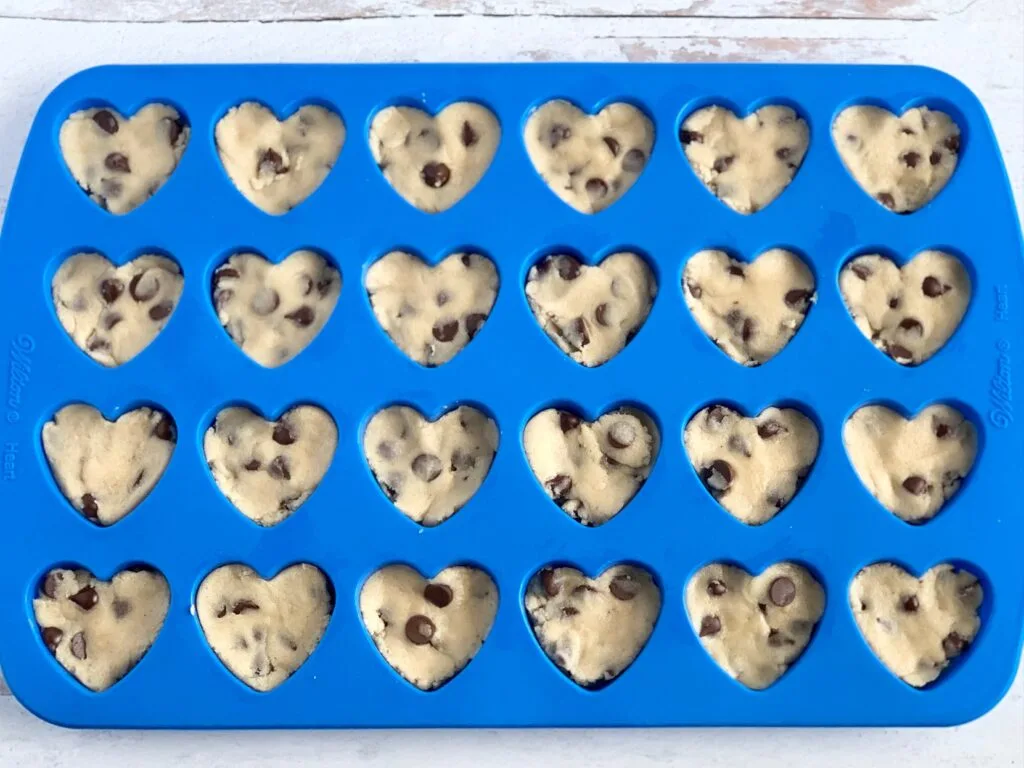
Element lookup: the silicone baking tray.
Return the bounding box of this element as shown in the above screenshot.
[0,63,1022,728]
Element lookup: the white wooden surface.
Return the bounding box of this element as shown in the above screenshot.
[0,0,1021,765]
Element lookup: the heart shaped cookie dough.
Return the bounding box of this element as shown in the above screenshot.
[52,252,183,367]
[525,564,660,687]
[34,567,169,691]
[833,105,961,212]
[684,405,818,525]
[523,406,658,526]
[204,405,337,526]
[850,563,982,687]
[686,562,824,690]
[526,252,656,367]
[364,405,498,526]
[524,100,653,213]
[196,563,333,692]
[215,102,344,214]
[839,251,970,365]
[680,105,809,214]
[213,250,341,368]
[843,404,977,523]
[684,248,815,366]
[59,104,189,214]
[370,103,499,213]
[42,404,176,526]
[366,251,498,366]
[360,564,497,690]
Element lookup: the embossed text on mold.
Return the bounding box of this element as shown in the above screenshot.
[990,339,1012,428]
[4,334,34,480]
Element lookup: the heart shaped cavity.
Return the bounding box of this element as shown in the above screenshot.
[526,252,656,367]
[59,104,189,214]
[683,248,815,366]
[685,562,824,690]
[680,105,809,214]
[839,250,970,365]
[843,404,977,523]
[196,563,333,692]
[684,405,818,525]
[523,406,658,526]
[204,405,337,526]
[215,102,344,214]
[34,567,169,691]
[833,105,961,212]
[525,564,660,687]
[359,564,497,690]
[524,100,653,213]
[850,563,982,687]
[369,103,500,213]
[364,405,498,526]
[42,404,176,526]
[366,251,498,366]
[52,252,183,367]
[213,250,341,368]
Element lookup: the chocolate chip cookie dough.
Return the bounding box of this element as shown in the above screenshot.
[360,564,498,690]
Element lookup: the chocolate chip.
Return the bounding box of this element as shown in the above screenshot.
[701,459,733,497]
[559,412,580,432]
[316,276,334,297]
[707,579,727,596]
[214,266,239,284]
[757,419,787,439]
[69,585,99,610]
[851,263,872,280]
[86,333,110,352]
[258,148,287,176]
[609,573,640,601]
[561,606,580,617]
[450,448,476,472]
[421,162,451,188]
[572,316,590,348]
[622,148,646,172]
[898,317,924,337]
[706,406,729,428]
[557,256,581,281]
[153,416,176,442]
[769,577,796,607]
[930,151,942,165]
[129,271,160,302]
[233,599,260,614]
[877,192,896,209]
[42,627,63,652]
[460,120,479,147]
[699,615,721,637]
[585,178,608,201]
[545,473,573,499]
[244,458,261,471]
[465,313,487,339]
[42,572,63,599]
[679,129,703,145]
[81,493,100,522]
[767,629,788,647]
[727,434,750,457]
[70,631,87,660]
[424,583,453,608]
[267,455,291,480]
[942,631,967,657]
[434,290,451,307]
[934,421,951,439]
[902,475,929,495]
[889,297,900,309]
[540,569,560,596]
[104,152,131,173]
[712,155,735,173]
[902,151,921,168]
[165,117,184,146]
[775,147,792,160]
[603,136,621,156]
[784,289,812,313]
[98,278,124,304]
[103,312,123,331]
[741,317,754,342]
[922,275,949,297]
[405,615,435,645]
[944,134,961,153]
[285,306,315,326]
[148,301,173,321]
[92,109,119,134]
[728,264,745,277]
[112,598,132,619]
[608,420,637,449]
[273,421,296,445]
[432,318,459,342]
[902,595,919,612]
[900,126,916,135]
[411,453,443,482]
[250,287,279,315]
[594,303,610,327]
[548,123,571,148]
[686,280,702,298]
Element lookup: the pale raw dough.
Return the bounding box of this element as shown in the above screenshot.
[366,251,498,366]
[843,404,977,523]
[683,248,815,366]
[524,100,653,213]
[683,405,819,525]
[839,251,970,365]
[52,253,183,367]
[359,564,498,690]
[525,252,656,367]
[850,563,982,687]
[34,567,169,691]
[215,102,344,214]
[523,407,657,526]
[833,105,960,212]
[369,103,499,213]
[59,104,189,214]
[196,563,332,692]
[685,562,824,690]
[364,405,498,526]
[42,404,176,525]
[680,105,809,213]
[213,250,341,367]
[204,405,337,526]
[525,565,660,687]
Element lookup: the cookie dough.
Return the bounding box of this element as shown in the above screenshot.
[523,407,657,526]
[34,567,169,691]
[524,100,654,213]
[850,563,982,687]
[360,564,498,690]
[369,103,500,213]
[42,404,176,526]
[366,251,498,366]
[52,252,183,367]
[364,405,498,526]
[525,565,660,687]
[685,562,824,690]
[215,102,344,214]
[680,105,809,214]
[213,250,341,367]
[204,405,337,526]
[526,252,656,367]
[683,248,815,366]
[833,105,960,213]
[196,563,333,692]
[843,404,977,523]
[684,405,819,525]
[59,104,189,214]
[839,251,970,365]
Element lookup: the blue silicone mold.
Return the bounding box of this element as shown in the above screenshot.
[0,63,1022,728]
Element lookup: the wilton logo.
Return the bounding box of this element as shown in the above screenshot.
[990,339,1012,428]
[4,334,34,481]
